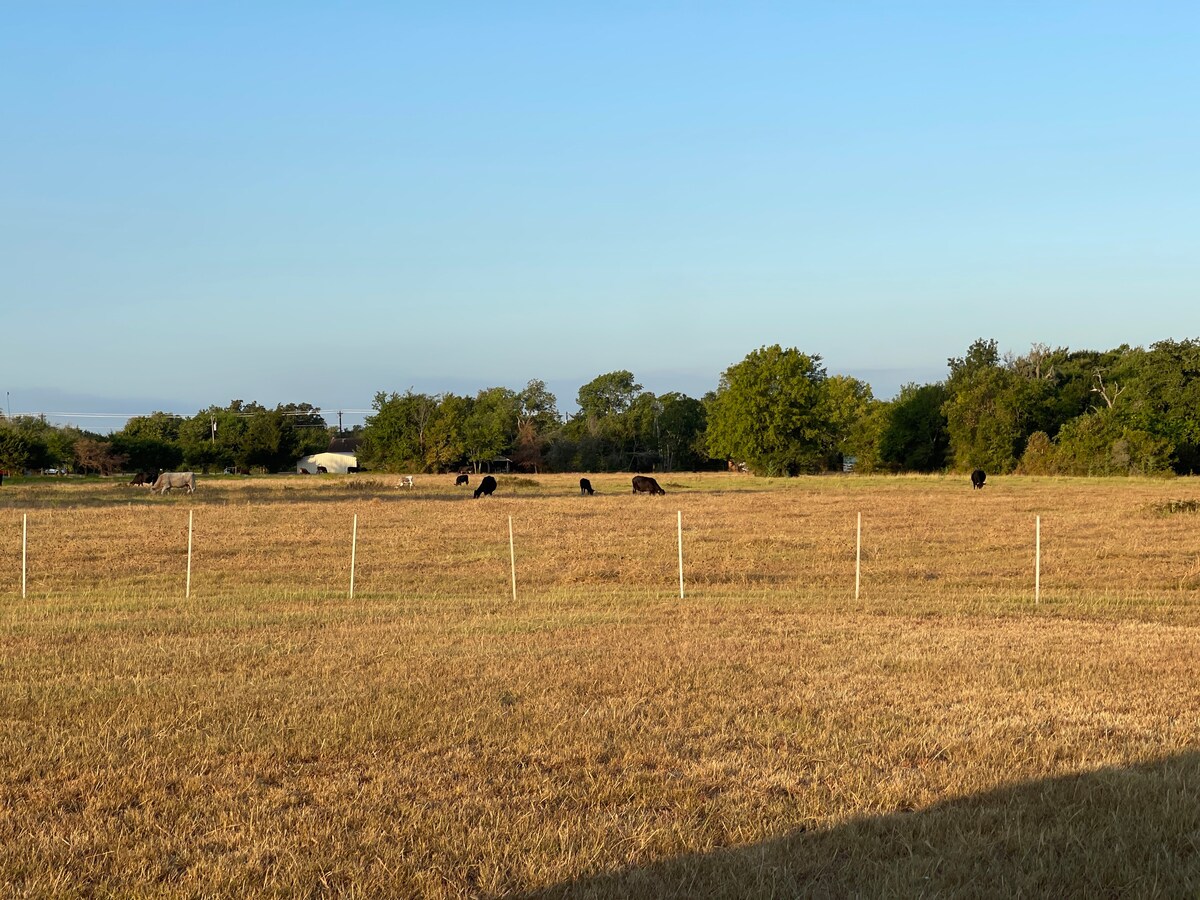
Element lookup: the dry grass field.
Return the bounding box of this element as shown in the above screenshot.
[1,472,1198,897]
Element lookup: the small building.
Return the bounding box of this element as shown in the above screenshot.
[296,451,357,474]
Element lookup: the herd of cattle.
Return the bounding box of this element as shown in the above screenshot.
[460,472,667,501]
[127,469,988,497]
[129,471,196,494]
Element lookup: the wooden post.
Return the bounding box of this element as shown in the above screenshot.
[509,516,517,601]
[186,510,193,599]
[855,512,862,601]
[350,513,358,598]
[677,510,684,599]
[1035,515,1041,604]
[22,513,27,599]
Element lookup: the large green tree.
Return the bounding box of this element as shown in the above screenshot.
[463,387,519,471]
[1124,339,1200,473]
[424,393,471,472]
[942,339,1026,473]
[706,345,831,476]
[576,371,641,421]
[360,391,440,472]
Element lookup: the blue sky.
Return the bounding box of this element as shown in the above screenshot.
[3,3,1197,429]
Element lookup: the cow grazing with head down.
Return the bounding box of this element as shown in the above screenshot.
[474,475,498,499]
[129,472,152,486]
[579,477,595,496]
[152,472,196,495]
[971,469,986,490]
[631,475,665,495]
[455,473,469,486]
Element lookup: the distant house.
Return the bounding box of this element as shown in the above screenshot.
[296,436,360,474]
[328,436,359,455]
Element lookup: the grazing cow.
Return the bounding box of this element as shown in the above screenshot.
[579,477,595,496]
[455,473,470,486]
[151,472,196,495]
[474,475,498,499]
[971,469,986,490]
[129,472,151,486]
[631,475,666,495]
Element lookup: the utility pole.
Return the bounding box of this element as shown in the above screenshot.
[338,410,344,433]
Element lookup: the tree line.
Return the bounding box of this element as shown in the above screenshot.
[4,337,1200,477]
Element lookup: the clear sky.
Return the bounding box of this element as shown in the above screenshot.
[3,2,1197,429]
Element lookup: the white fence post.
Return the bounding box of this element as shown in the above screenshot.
[350,513,358,599]
[22,513,27,599]
[186,510,193,600]
[1035,515,1041,604]
[509,516,517,601]
[855,512,862,601]
[677,510,684,599]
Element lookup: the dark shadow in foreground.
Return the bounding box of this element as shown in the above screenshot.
[516,752,1200,898]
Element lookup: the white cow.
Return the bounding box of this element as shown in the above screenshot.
[152,472,196,494]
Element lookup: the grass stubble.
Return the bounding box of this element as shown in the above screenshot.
[1,473,1198,897]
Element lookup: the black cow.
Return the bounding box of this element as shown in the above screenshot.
[632,475,666,495]
[474,475,498,499]
[129,472,151,486]
[971,469,986,490]
[455,473,470,486]
[579,477,595,496]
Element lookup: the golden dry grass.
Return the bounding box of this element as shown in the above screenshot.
[1,473,1198,897]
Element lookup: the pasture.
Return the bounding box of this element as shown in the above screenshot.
[1,472,1198,897]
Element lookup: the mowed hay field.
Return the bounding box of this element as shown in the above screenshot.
[1,472,1199,897]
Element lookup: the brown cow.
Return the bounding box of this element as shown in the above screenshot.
[631,475,665,495]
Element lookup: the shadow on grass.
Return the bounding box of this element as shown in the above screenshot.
[516,752,1200,898]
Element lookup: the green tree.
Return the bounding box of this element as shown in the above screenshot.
[1053,410,1173,476]
[577,371,641,421]
[424,393,471,472]
[360,390,440,472]
[879,383,950,472]
[821,375,875,468]
[113,412,184,472]
[513,380,560,474]
[463,387,518,471]
[517,379,560,435]
[656,392,707,471]
[706,345,830,476]
[942,339,1026,473]
[178,402,265,472]
[237,405,328,472]
[0,428,38,473]
[842,398,890,473]
[1123,339,1200,473]
[120,412,182,444]
[1016,431,1056,475]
